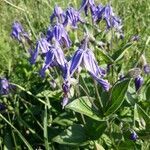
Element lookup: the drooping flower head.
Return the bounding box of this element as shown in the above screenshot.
[80,0,96,16]
[30,38,51,64]
[67,37,110,91]
[47,24,72,47]
[63,7,84,28]
[92,4,123,32]
[50,5,65,23]
[11,21,29,42]
[103,5,122,30]
[0,78,10,95]
[40,40,67,77]
[92,4,105,23]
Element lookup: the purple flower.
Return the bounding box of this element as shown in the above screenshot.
[144,64,150,74]
[89,72,110,91]
[134,75,143,91]
[63,7,84,28]
[0,78,10,95]
[103,5,122,30]
[11,21,29,42]
[68,39,110,91]
[30,38,50,64]
[80,0,96,16]
[40,41,67,77]
[92,4,105,23]
[61,96,69,109]
[50,5,65,23]
[51,24,72,47]
[46,27,53,42]
[130,132,138,141]
[40,50,54,77]
[69,48,85,76]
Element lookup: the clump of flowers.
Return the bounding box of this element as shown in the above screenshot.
[10,0,147,109]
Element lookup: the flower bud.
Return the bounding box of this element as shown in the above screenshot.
[130,131,138,141]
[134,75,143,91]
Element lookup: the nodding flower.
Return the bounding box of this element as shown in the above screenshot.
[50,5,65,23]
[40,40,67,77]
[66,37,110,91]
[11,21,30,42]
[79,0,96,16]
[92,4,123,32]
[134,75,143,91]
[63,7,84,28]
[29,38,51,64]
[0,78,10,95]
[47,23,72,47]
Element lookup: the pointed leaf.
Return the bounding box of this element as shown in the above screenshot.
[66,96,104,121]
[112,43,133,62]
[105,78,130,116]
[52,124,87,145]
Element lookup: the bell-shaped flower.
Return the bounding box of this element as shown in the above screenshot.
[104,5,122,30]
[83,50,110,91]
[63,7,84,28]
[80,0,96,16]
[30,38,51,64]
[92,4,105,23]
[50,5,65,23]
[11,21,29,42]
[134,75,143,91]
[51,23,72,47]
[40,41,67,77]
[40,50,54,77]
[69,48,85,76]
[0,78,10,95]
[68,41,110,91]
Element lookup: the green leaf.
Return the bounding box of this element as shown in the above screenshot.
[96,46,114,63]
[53,112,75,126]
[66,96,104,121]
[137,104,150,124]
[105,79,130,116]
[112,43,133,62]
[52,124,87,146]
[146,85,150,101]
[36,89,62,99]
[85,117,107,140]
